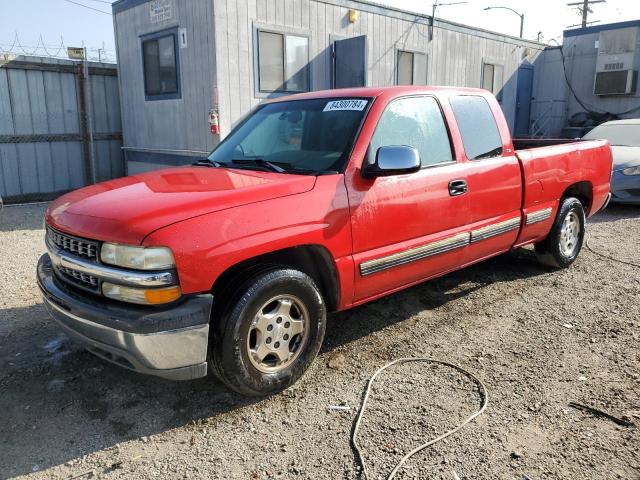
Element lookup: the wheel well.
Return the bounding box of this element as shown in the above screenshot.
[210,245,340,312]
[562,181,593,214]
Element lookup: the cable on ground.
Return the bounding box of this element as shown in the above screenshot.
[351,357,489,480]
[585,234,640,268]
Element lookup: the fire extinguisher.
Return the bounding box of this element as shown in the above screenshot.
[209,109,220,135]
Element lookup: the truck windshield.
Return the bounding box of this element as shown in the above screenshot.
[208,98,370,174]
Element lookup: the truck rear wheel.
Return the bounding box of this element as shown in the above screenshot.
[209,268,326,396]
[534,197,585,268]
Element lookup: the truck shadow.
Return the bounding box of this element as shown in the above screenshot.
[0,247,549,478]
[322,247,549,352]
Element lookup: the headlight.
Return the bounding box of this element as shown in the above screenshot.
[102,282,182,305]
[621,166,640,176]
[100,243,175,270]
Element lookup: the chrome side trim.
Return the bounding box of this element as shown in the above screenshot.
[525,207,553,225]
[470,217,521,243]
[360,232,470,276]
[599,192,612,212]
[46,239,178,288]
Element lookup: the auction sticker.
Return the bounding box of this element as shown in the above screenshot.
[323,99,368,112]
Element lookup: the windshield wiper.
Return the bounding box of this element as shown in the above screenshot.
[231,158,286,173]
[193,158,224,167]
[473,147,503,160]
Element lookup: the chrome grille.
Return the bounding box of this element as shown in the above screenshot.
[47,228,98,260]
[58,265,100,288]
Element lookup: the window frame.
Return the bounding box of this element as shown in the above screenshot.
[253,25,311,97]
[367,94,456,171]
[481,60,504,102]
[395,49,429,86]
[140,26,181,101]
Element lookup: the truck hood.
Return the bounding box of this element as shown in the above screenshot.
[46,167,317,244]
[611,145,640,170]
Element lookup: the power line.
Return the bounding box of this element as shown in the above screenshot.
[59,0,112,15]
[81,0,113,3]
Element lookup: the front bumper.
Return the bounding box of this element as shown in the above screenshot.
[37,254,213,380]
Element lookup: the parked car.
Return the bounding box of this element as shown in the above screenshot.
[582,119,640,204]
[37,86,612,396]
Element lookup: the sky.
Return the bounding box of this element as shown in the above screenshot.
[1,0,640,62]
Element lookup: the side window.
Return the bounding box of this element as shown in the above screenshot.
[142,32,179,99]
[396,51,428,86]
[449,96,503,160]
[369,96,453,167]
[481,62,504,101]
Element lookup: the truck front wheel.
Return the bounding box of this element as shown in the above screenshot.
[209,268,326,396]
[534,197,586,268]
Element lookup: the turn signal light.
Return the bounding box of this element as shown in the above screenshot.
[144,286,182,305]
[102,283,182,305]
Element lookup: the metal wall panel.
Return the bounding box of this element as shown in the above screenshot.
[113,0,217,161]
[0,57,124,201]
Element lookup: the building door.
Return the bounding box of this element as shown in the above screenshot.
[332,35,367,88]
[514,65,534,136]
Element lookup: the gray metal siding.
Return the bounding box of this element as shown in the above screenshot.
[0,57,123,200]
[563,31,640,118]
[212,0,545,135]
[113,0,217,158]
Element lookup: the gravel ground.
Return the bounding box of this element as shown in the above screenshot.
[0,202,638,480]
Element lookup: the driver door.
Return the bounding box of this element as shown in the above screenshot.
[346,95,471,302]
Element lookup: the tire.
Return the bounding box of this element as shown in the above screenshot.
[534,197,586,268]
[209,268,326,396]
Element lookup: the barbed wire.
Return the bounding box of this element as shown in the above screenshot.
[0,32,116,63]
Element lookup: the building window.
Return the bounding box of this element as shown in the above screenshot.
[482,62,504,101]
[142,30,180,100]
[396,51,428,86]
[257,30,309,93]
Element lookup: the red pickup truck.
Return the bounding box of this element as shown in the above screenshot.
[38,86,612,396]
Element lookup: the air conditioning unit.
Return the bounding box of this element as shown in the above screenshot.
[593,27,638,96]
[594,70,638,95]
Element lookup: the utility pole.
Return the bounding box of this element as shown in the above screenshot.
[567,0,605,28]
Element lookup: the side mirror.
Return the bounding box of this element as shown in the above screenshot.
[362,145,421,178]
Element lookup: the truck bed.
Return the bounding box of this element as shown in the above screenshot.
[513,138,612,247]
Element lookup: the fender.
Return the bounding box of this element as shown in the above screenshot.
[143,175,355,306]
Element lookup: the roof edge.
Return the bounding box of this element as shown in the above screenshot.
[564,19,640,37]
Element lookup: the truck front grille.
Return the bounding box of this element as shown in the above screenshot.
[57,265,100,289]
[47,227,99,260]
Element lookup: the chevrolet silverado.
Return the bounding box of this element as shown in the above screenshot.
[38,86,612,396]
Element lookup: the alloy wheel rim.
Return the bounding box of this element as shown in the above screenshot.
[246,295,309,373]
[559,211,580,257]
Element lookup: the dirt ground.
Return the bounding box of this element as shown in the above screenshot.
[0,202,638,480]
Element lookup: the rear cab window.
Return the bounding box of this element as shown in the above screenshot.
[449,95,503,160]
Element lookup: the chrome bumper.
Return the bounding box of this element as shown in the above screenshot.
[38,254,213,380]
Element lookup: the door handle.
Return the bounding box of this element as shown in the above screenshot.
[448,179,468,196]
